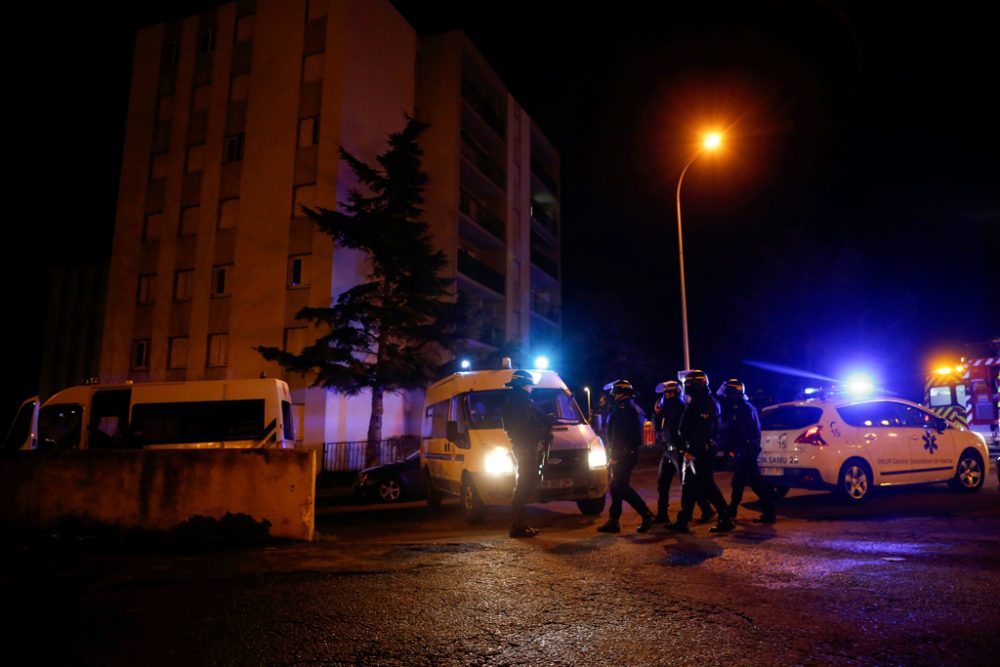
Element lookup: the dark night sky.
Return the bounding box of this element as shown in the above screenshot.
[5,1,998,425]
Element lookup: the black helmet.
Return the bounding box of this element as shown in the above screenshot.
[718,378,746,399]
[681,370,709,391]
[610,379,635,397]
[656,380,682,397]
[505,369,535,388]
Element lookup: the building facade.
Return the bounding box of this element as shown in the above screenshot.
[101,0,561,451]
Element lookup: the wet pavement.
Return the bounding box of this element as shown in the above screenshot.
[5,461,1000,666]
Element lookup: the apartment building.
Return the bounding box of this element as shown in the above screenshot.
[101,0,561,450]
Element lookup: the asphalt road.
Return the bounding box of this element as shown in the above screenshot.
[5,461,1000,666]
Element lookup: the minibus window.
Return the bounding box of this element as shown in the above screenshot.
[38,404,83,450]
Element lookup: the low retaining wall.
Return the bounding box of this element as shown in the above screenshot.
[0,449,315,541]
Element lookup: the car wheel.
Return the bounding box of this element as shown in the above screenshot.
[576,495,606,516]
[461,477,486,524]
[378,477,404,503]
[423,468,442,509]
[771,485,790,499]
[947,449,984,493]
[836,459,872,504]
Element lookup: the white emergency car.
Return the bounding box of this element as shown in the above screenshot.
[759,395,989,503]
[421,369,609,523]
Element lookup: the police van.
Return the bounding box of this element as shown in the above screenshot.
[422,368,609,523]
[21,378,295,451]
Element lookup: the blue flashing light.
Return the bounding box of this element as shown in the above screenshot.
[804,387,820,395]
[845,373,875,397]
[534,355,550,371]
[460,358,471,370]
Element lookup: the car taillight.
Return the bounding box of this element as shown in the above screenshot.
[795,425,827,446]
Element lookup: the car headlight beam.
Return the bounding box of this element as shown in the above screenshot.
[485,447,515,475]
[588,437,608,469]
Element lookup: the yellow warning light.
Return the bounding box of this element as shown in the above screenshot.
[935,367,953,375]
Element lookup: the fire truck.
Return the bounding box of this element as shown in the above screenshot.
[924,338,1000,455]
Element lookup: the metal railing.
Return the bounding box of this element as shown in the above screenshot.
[459,190,505,241]
[530,248,559,279]
[460,130,506,190]
[530,207,558,241]
[458,249,506,295]
[461,80,506,137]
[531,160,559,197]
[322,436,420,472]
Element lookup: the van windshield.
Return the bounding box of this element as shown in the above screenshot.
[466,388,585,430]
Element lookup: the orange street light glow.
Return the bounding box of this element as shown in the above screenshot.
[704,132,722,150]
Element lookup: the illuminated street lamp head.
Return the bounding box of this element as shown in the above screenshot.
[703,132,722,150]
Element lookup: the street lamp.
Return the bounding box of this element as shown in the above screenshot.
[675,131,723,370]
[583,386,591,419]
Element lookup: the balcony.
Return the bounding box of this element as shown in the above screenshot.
[531,293,560,323]
[461,130,506,191]
[531,160,559,198]
[530,249,559,280]
[461,79,506,138]
[530,207,558,244]
[458,249,505,295]
[459,190,505,243]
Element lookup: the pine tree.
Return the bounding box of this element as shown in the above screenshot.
[258,118,467,446]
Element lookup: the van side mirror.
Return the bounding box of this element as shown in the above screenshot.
[446,420,467,445]
[934,417,947,433]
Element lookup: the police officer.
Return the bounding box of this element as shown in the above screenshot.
[598,379,655,534]
[653,380,715,525]
[718,378,776,523]
[502,369,551,538]
[667,370,734,534]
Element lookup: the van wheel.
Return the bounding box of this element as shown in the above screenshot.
[771,485,790,499]
[424,468,442,509]
[836,459,872,504]
[461,478,486,524]
[948,450,984,493]
[576,496,606,516]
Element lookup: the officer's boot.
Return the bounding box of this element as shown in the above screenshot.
[597,518,620,533]
[654,506,670,525]
[637,511,654,533]
[709,514,736,533]
[666,518,691,534]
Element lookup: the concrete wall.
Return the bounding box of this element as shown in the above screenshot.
[0,449,315,541]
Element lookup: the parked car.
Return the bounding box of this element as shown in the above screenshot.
[355,450,424,503]
[759,395,989,503]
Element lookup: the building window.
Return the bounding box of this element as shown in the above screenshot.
[143,212,164,242]
[174,269,193,301]
[168,337,189,369]
[197,27,217,54]
[302,53,323,83]
[207,333,229,367]
[179,205,200,237]
[212,265,231,296]
[164,40,179,64]
[224,133,245,163]
[287,255,309,288]
[218,197,239,229]
[131,340,150,370]
[186,144,205,173]
[137,274,156,305]
[298,116,320,147]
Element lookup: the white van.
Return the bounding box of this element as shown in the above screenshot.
[29,378,295,451]
[421,369,609,523]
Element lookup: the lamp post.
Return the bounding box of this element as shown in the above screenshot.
[583,386,591,419]
[675,132,722,370]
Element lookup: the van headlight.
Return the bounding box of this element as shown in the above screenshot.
[588,437,608,469]
[485,447,515,475]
